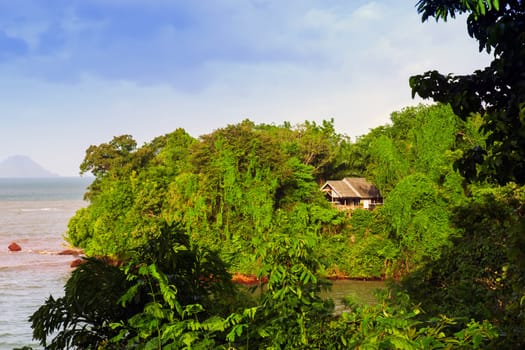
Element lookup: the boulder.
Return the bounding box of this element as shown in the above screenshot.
[8,242,21,252]
[70,258,84,268]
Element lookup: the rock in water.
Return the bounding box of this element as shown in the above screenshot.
[70,258,84,268]
[8,242,22,251]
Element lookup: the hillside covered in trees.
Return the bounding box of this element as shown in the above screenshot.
[28,103,522,348]
[65,104,478,279]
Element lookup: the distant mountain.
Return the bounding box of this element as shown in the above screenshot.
[0,155,59,178]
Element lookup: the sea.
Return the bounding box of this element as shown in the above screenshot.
[0,177,92,350]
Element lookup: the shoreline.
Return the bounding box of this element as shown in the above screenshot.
[231,272,385,285]
[34,248,388,283]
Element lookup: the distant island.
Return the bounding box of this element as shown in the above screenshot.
[0,155,59,178]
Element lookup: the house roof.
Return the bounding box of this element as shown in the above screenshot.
[321,177,381,199]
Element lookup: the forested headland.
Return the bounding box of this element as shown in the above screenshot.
[27,1,525,349]
[66,104,481,280]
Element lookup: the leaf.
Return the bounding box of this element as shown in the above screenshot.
[181,332,199,347]
[242,307,258,319]
[226,325,245,342]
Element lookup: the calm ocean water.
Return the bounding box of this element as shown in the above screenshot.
[0,177,92,350]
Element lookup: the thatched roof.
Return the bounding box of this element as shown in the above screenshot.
[321,177,381,199]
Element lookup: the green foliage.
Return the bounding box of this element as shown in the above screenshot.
[33,217,501,350]
[400,184,525,347]
[52,109,519,348]
[80,134,138,177]
[27,2,525,347]
[66,105,493,282]
[288,119,353,182]
[347,104,479,276]
[342,232,397,279]
[32,223,245,350]
[407,4,525,346]
[411,0,525,185]
[368,134,410,195]
[66,119,351,275]
[67,130,196,257]
[407,104,459,177]
[243,225,335,348]
[320,209,396,279]
[111,261,238,349]
[310,291,498,349]
[70,108,474,280]
[366,104,465,194]
[382,173,456,273]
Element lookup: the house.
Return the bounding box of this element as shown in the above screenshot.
[321,177,382,210]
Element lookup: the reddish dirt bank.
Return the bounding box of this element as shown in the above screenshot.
[231,272,385,285]
[231,273,268,285]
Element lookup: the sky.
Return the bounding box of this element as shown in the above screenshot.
[0,1,491,176]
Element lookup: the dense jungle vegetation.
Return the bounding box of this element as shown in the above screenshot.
[65,104,476,279]
[28,0,525,348]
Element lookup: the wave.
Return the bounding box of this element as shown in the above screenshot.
[19,207,60,212]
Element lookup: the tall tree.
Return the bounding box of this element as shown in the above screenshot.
[410,0,525,185]
[409,2,525,345]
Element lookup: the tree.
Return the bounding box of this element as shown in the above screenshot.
[382,173,455,274]
[365,104,465,196]
[368,134,410,195]
[409,3,525,346]
[410,0,525,185]
[67,130,197,258]
[80,134,138,178]
[285,119,352,182]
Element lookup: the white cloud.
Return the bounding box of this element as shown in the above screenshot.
[352,2,384,21]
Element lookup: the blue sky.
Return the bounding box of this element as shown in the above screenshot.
[0,1,490,176]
